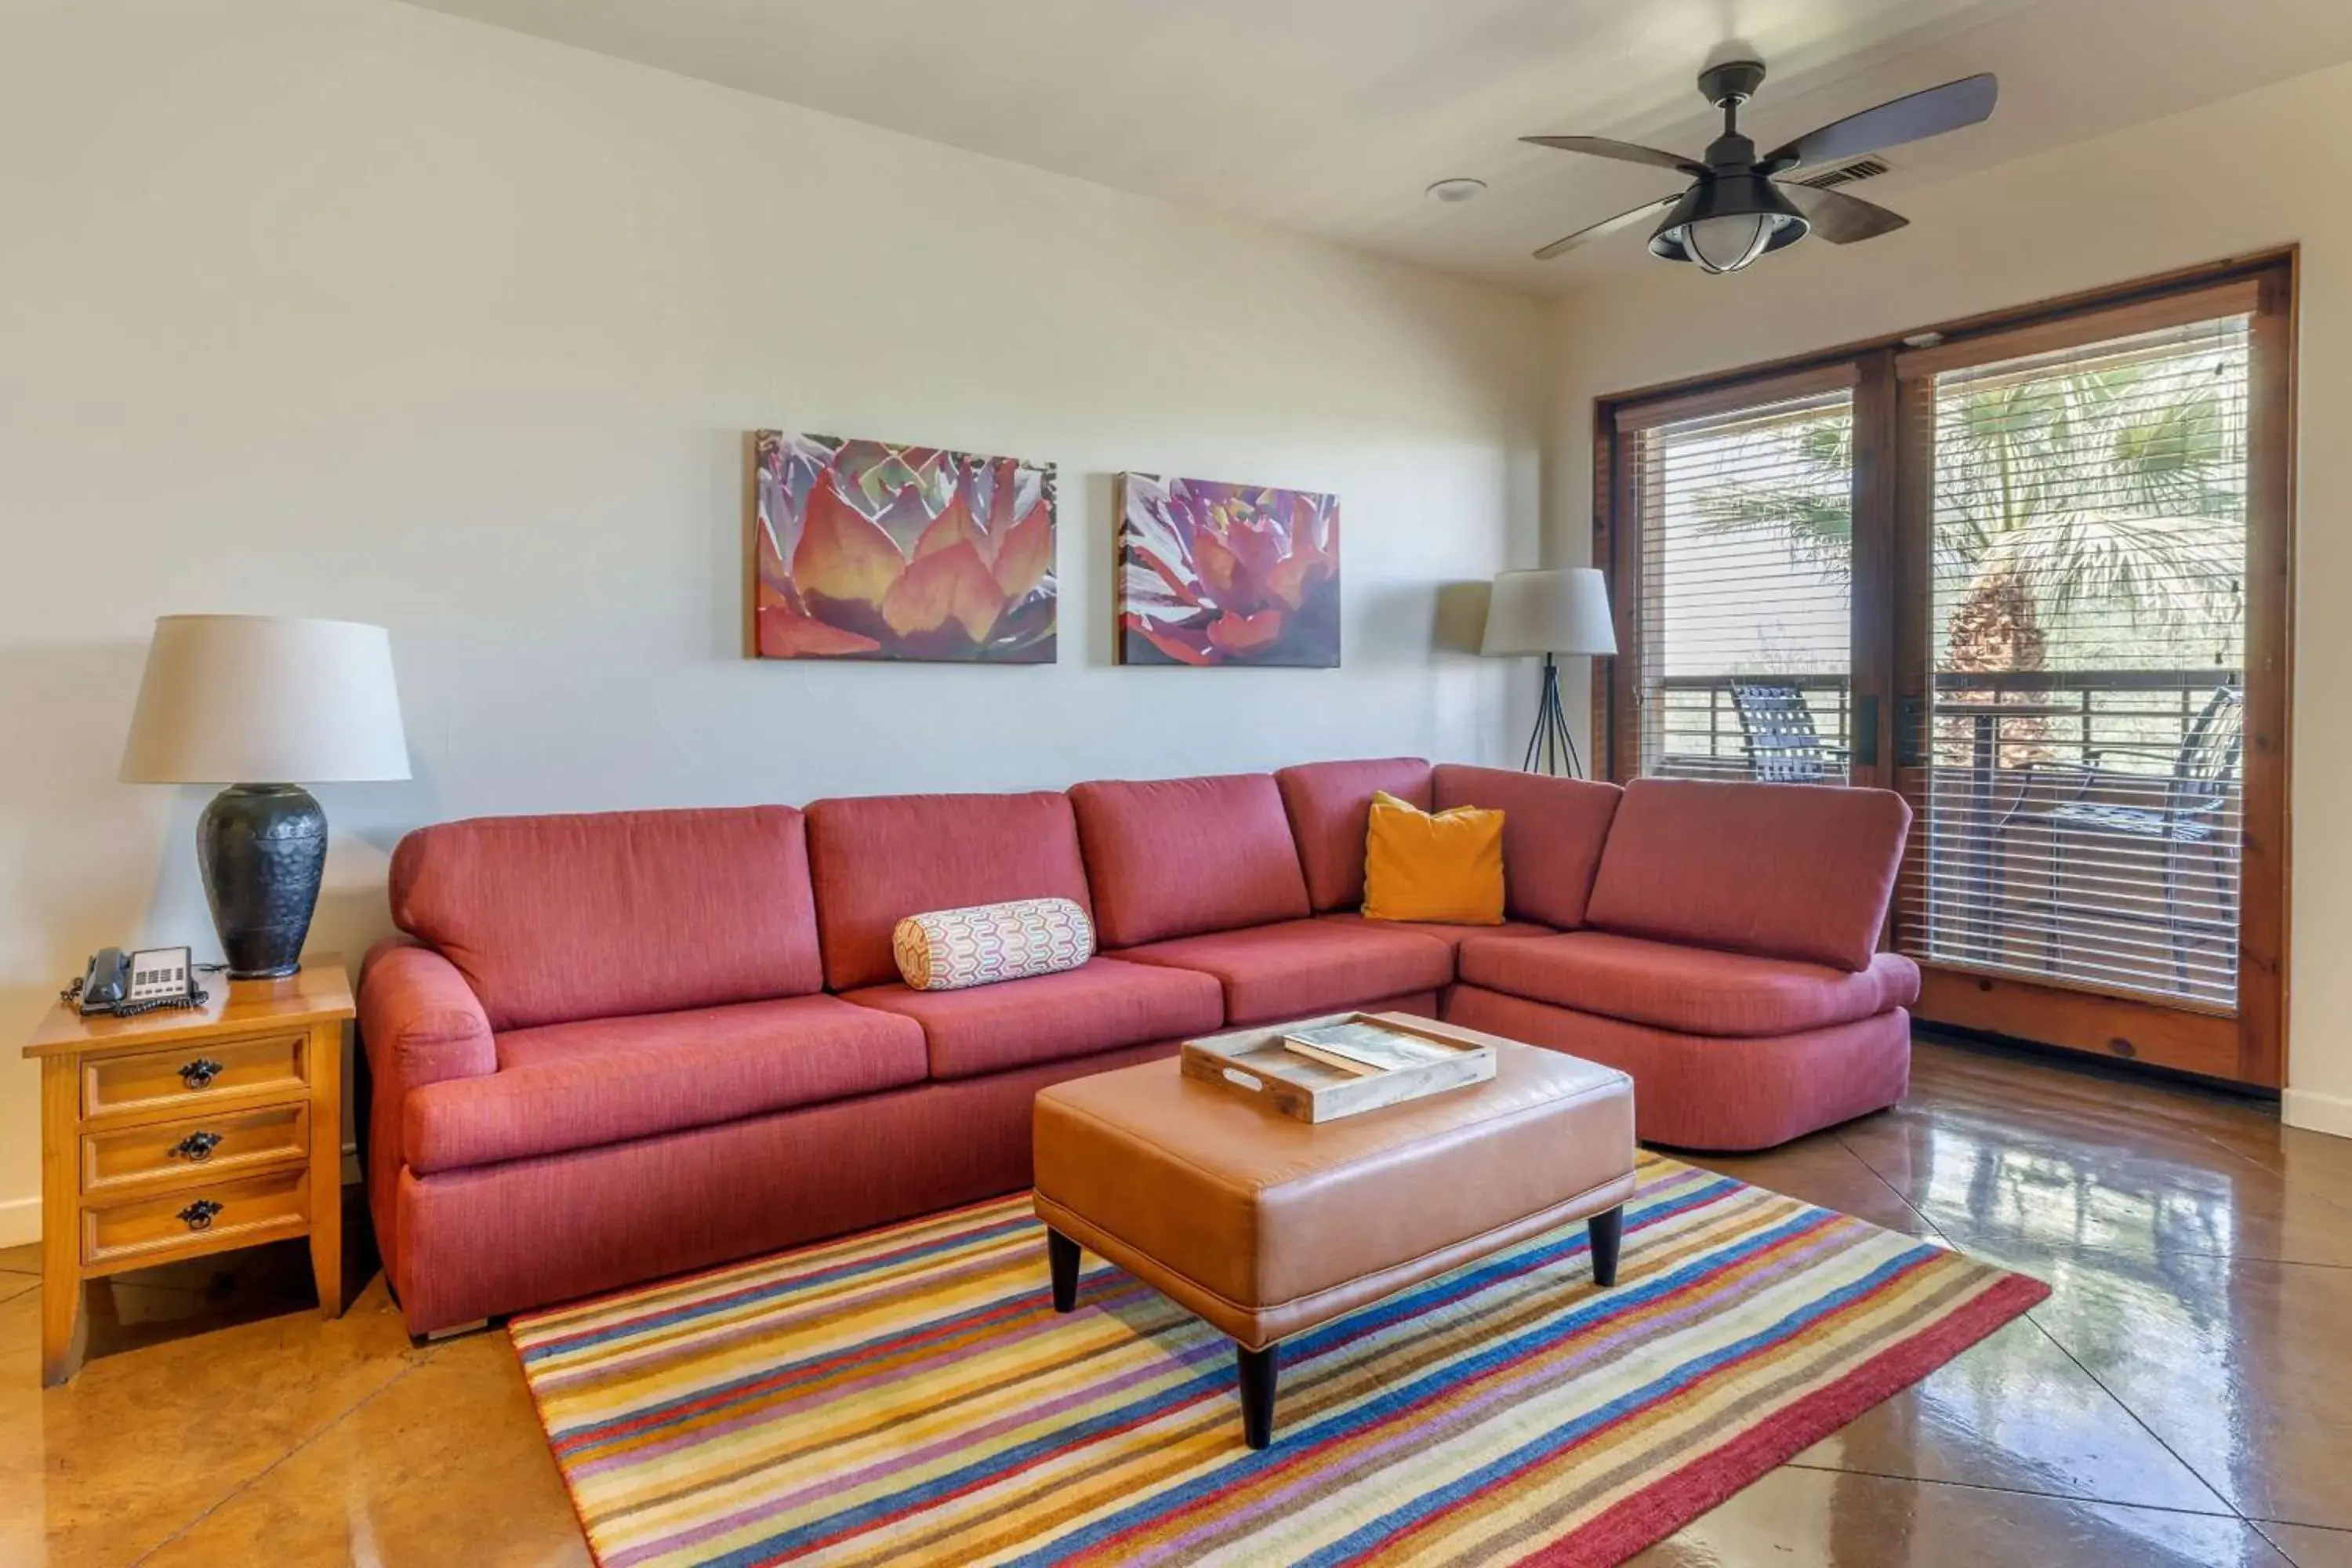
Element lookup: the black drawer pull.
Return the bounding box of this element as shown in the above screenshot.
[177,1199,223,1232]
[178,1058,224,1090]
[169,1131,225,1163]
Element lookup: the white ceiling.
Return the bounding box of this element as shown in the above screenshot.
[403,0,2352,292]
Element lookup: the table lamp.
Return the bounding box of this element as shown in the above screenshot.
[1481,568,1617,779]
[121,615,412,978]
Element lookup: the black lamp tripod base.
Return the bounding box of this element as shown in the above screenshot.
[1520,654,1587,779]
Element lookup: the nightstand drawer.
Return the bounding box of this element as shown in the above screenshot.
[81,1104,310,1196]
[82,1168,310,1269]
[82,1030,307,1120]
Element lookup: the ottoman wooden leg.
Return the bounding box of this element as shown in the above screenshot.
[1238,1343,1279,1450]
[1047,1229,1081,1312]
[1589,1203,1625,1287]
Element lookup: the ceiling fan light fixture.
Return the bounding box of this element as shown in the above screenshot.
[1649,174,1809,274]
[1682,212,1780,272]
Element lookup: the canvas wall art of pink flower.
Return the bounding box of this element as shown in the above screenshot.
[753,431,1056,662]
[1116,474,1340,666]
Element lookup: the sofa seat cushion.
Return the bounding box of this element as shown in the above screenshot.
[1458,931,1921,1039]
[1446,986,1911,1152]
[845,956,1224,1080]
[405,995,927,1174]
[1118,918,1454,1026]
[1316,912,1555,955]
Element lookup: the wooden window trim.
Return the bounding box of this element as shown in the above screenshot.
[1893,278,2265,380]
[1595,249,2290,411]
[1588,251,2296,1091]
[1612,361,1860,433]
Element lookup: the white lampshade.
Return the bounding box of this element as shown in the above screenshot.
[1480,568,1617,658]
[122,615,412,784]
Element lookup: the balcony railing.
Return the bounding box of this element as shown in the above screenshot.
[1651,669,2240,779]
[1653,673,1850,780]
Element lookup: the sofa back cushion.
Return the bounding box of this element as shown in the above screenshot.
[1584,777,1911,971]
[389,806,823,1031]
[806,791,1094,990]
[1432,764,1622,930]
[1069,772,1313,947]
[1275,757,1434,911]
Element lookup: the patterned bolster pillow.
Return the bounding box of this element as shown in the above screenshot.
[892,898,1096,992]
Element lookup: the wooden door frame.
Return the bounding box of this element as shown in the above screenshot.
[1588,250,2296,1089]
[1849,349,1898,792]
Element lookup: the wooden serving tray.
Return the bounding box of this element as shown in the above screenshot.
[1179,1011,1498,1123]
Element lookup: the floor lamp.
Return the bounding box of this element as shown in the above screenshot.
[1482,568,1617,779]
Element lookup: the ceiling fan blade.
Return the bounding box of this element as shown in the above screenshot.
[1761,74,1997,172]
[1782,181,1910,244]
[1521,135,1709,178]
[1534,194,1682,260]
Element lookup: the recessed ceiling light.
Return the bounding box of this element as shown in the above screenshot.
[1426,177,1487,205]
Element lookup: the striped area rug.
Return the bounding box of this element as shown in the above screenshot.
[511,1153,2046,1566]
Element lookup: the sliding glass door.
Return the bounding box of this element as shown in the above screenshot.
[1900,308,2251,1011]
[1597,262,2290,1087]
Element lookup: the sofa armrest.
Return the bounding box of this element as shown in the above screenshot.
[357,936,496,1298]
[358,937,497,1090]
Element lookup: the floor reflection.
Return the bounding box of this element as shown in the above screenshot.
[5,1040,2346,1566]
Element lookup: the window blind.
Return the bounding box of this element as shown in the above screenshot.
[1623,386,1857,781]
[1899,312,2250,1009]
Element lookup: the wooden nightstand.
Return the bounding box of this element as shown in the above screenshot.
[22,957,353,1385]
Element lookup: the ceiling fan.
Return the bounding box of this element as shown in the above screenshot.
[1523,56,1997,273]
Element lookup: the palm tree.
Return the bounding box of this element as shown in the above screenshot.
[1690,349,2246,678]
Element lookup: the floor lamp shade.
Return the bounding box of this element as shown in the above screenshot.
[1481,569,1616,779]
[1480,568,1617,659]
[122,616,411,978]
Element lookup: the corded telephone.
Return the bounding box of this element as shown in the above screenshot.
[67,946,207,1017]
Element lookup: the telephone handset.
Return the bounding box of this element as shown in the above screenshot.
[68,946,207,1018]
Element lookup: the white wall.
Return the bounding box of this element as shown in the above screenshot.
[1546,62,2347,1134]
[0,0,1548,1242]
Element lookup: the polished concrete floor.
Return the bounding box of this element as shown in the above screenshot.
[4,1037,2348,1566]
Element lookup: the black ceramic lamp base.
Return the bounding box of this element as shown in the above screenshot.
[198,783,326,979]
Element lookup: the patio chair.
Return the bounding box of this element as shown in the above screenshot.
[1729,681,1849,784]
[1991,684,2244,993]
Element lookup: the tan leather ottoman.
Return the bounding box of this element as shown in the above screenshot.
[1031,1029,1636,1448]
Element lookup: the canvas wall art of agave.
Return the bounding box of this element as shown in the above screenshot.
[1116,474,1341,666]
[753,431,1057,662]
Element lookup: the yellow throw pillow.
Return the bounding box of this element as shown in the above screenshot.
[1361,790,1506,926]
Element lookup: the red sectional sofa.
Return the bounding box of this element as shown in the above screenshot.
[358,757,1915,1334]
